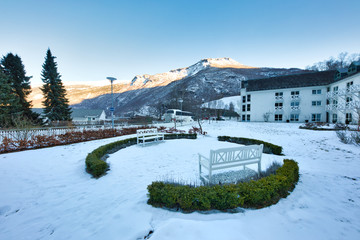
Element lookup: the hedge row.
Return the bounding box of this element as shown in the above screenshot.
[218,136,283,155]
[147,159,299,212]
[86,133,197,178]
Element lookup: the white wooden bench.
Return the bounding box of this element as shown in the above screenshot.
[198,144,263,183]
[136,128,164,146]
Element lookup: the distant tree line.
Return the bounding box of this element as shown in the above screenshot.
[306,52,360,71]
[0,49,71,128]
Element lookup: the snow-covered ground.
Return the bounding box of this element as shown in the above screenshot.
[0,122,359,240]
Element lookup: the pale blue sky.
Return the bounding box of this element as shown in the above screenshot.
[1,0,359,85]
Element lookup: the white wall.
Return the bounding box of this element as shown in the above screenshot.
[241,86,328,123]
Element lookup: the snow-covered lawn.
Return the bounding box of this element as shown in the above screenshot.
[1,122,359,240]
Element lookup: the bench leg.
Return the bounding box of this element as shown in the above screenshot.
[258,162,261,177]
[209,169,212,184]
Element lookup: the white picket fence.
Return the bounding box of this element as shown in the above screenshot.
[0,125,123,143]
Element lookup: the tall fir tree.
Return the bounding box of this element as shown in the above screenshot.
[1,53,39,122]
[41,49,72,121]
[0,66,22,127]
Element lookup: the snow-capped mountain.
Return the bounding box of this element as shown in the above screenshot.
[29,57,310,115]
[130,58,255,87]
[70,58,309,117]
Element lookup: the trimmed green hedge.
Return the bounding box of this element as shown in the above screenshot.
[147,159,299,212]
[218,136,283,155]
[86,133,197,178]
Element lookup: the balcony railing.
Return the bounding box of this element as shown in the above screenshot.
[274,107,283,112]
[347,84,360,94]
[326,101,360,111]
[275,96,284,101]
[290,95,300,101]
[327,85,360,98]
[290,106,301,111]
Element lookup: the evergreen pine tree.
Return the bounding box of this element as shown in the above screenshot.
[41,49,72,122]
[0,66,22,127]
[1,53,39,122]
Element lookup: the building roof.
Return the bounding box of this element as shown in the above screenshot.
[31,108,104,118]
[337,68,348,73]
[71,109,104,118]
[245,70,337,92]
[351,61,360,66]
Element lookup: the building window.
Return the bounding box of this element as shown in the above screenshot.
[333,86,338,93]
[311,114,321,122]
[346,113,352,124]
[291,91,300,100]
[275,92,283,99]
[242,96,246,103]
[242,115,246,121]
[274,114,283,121]
[312,101,321,106]
[290,114,299,122]
[247,104,251,111]
[332,114,337,123]
[346,97,352,108]
[246,114,251,121]
[275,102,283,109]
[242,105,246,112]
[327,87,330,92]
[291,101,299,107]
[346,81,353,88]
[247,95,251,102]
[326,99,330,105]
[312,89,322,95]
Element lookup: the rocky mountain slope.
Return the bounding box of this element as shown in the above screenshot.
[29,58,309,116]
[72,59,309,117]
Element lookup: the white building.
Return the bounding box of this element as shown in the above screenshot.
[32,108,106,124]
[71,109,106,124]
[239,61,360,124]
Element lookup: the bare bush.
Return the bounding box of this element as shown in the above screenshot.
[350,131,360,146]
[336,130,351,144]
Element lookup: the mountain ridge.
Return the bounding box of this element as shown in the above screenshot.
[28,57,310,117]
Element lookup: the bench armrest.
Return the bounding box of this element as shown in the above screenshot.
[198,154,209,161]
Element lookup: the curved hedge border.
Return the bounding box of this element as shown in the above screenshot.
[218,136,283,155]
[147,159,299,212]
[86,133,197,178]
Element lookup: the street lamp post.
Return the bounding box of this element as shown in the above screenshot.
[179,98,183,126]
[107,77,117,130]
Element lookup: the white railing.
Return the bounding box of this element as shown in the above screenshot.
[326,91,338,99]
[274,107,283,111]
[327,85,360,98]
[326,104,338,111]
[290,106,301,111]
[275,96,284,101]
[0,124,124,143]
[291,95,300,100]
[347,84,360,94]
[327,101,360,111]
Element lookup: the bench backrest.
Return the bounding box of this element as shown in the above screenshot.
[209,144,263,165]
[137,128,158,136]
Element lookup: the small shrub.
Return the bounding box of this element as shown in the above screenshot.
[218,136,283,155]
[147,159,299,212]
[350,131,360,145]
[334,123,348,130]
[336,130,351,144]
[263,161,282,176]
[85,137,137,178]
